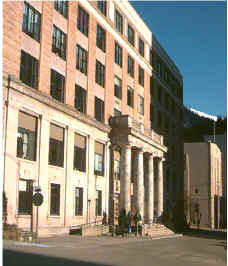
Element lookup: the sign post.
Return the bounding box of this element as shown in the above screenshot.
[32,187,43,237]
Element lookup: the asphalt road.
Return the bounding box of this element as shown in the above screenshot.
[3,233,226,266]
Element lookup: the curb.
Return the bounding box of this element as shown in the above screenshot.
[150,234,183,241]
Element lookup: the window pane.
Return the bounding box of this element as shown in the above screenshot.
[50,184,60,216]
[49,124,64,167]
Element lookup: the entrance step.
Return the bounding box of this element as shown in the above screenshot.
[144,223,174,237]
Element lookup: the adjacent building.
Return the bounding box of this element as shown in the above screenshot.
[184,142,222,229]
[3,0,183,236]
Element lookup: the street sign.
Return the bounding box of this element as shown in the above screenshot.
[32,192,43,206]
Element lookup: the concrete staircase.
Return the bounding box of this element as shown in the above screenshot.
[144,223,175,237]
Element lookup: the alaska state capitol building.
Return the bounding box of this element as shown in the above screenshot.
[3,0,184,236]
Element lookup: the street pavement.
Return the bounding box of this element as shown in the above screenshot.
[3,232,226,266]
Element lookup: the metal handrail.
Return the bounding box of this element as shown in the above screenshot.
[70,219,104,229]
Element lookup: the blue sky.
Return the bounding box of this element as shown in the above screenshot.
[131,1,227,117]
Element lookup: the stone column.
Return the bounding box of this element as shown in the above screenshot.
[134,148,144,220]
[146,153,154,224]
[158,157,164,216]
[120,143,132,214]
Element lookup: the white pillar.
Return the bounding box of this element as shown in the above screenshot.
[147,153,154,224]
[134,148,144,220]
[120,143,131,214]
[158,157,164,216]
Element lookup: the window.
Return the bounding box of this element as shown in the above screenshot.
[52,25,66,60]
[95,97,104,122]
[139,38,144,57]
[94,141,104,176]
[138,66,144,87]
[50,69,65,103]
[74,133,86,172]
[95,60,105,87]
[150,105,154,123]
[96,24,106,52]
[127,86,134,107]
[157,63,161,77]
[127,55,134,77]
[20,50,39,89]
[76,44,88,75]
[22,2,41,42]
[158,87,162,103]
[75,84,86,113]
[77,6,89,36]
[128,25,134,46]
[114,108,121,117]
[54,0,68,18]
[115,42,122,67]
[50,183,60,216]
[49,124,64,167]
[158,111,162,128]
[114,151,120,180]
[97,1,106,16]
[96,190,102,216]
[138,95,144,115]
[115,9,123,34]
[17,111,37,161]
[114,76,122,99]
[18,179,33,215]
[75,187,83,216]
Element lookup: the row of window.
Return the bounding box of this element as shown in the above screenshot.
[17,111,105,176]
[20,50,144,117]
[54,0,145,60]
[18,179,103,217]
[23,2,146,79]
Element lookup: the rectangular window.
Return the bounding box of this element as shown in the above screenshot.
[95,60,105,88]
[75,187,83,216]
[18,179,33,215]
[157,63,161,77]
[128,55,134,77]
[139,38,144,57]
[158,111,162,128]
[114,76,122,99]
[165,93,169,110]
[96,24,106,52]
[74,133,86,172]
[20,50,39,89]
[158,87,162,103]
[115,42,122,67]
[94,141,104,176]
[49,124,64,167]
[138,66,144,87]
[75,84,86,113]
[138,95,144,115]
[114,108,121,117]
[17,111,37,161]
[54,0,68,18]
[50,69,65,103]
[76,44,88,75]
[22,2,41,42]
[150,105,154,126]
[52,25,66,60]
[127,86,134,107]
[128,25,134,46]
[50,183,60,216]
[95,97,104,122]
[96,190,102,216]
[77,6,89,36]
[115,9,123,34]
[97,1,106,16]
[114,152,120,180]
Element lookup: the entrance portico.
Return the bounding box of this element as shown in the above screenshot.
[109,115,167,225]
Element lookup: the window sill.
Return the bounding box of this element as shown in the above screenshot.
[73,169,87,175]
[16,214,31,218]
[48,165,64,170]
[17,158,37,165]
[48,216,61,219]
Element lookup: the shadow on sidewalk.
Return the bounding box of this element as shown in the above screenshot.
[184,228,227,241]
[3,249,113,266]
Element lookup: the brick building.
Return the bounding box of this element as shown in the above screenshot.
[3,0,183,236]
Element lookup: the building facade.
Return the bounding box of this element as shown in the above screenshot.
[3,0,183,236]
[184,142,223,229]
